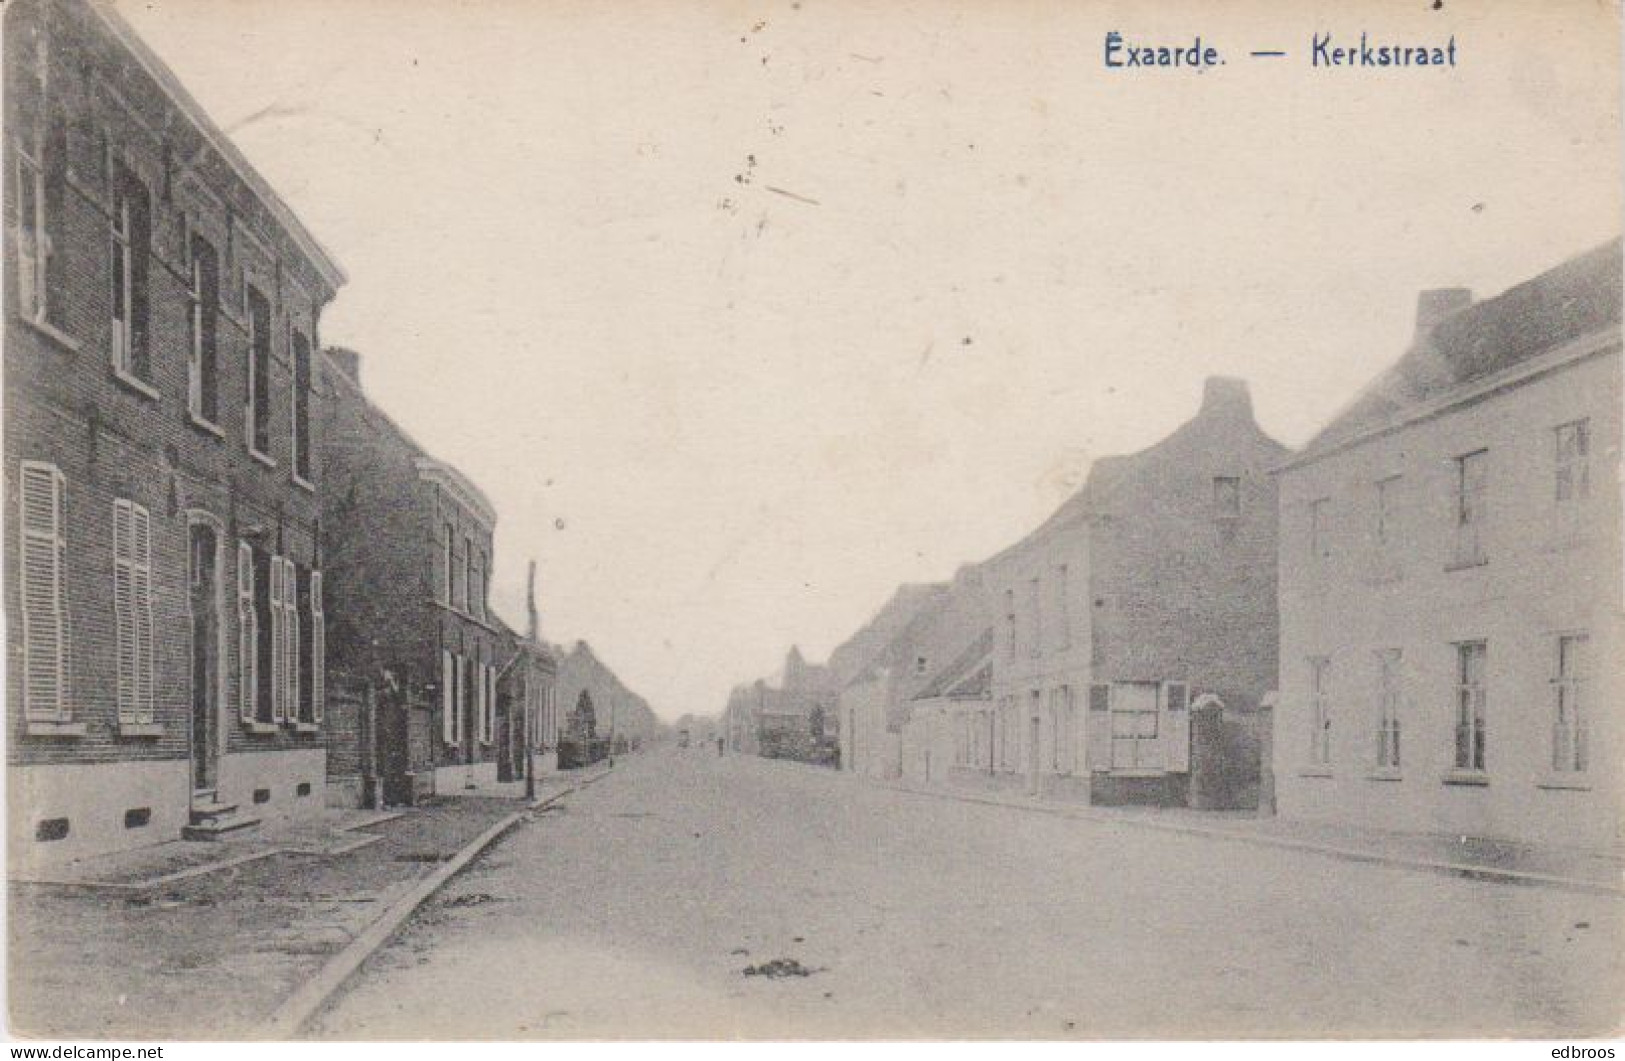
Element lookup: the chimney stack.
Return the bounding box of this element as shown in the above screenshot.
[326,346,362,388]
[1414,288,1472,339]
[1199,376,1253,420]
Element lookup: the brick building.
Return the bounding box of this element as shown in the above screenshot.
[973,377,1286,806]
[1275,241,1623,848]
[320,348,508,804]
[6,0,345,864]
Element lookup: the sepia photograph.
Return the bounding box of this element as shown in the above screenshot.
[2,0,1622,1047]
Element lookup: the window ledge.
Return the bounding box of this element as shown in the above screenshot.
[1536,776,1592,792]
[24,720,87,738]
[1296,765,1335,779]
[116,722,164,738]
[243,720,279,735]
[291,721,320,734]
[1444,558,1489,573]
[1441,769,1489,787]
[248,447,277,469]
[1366,769,1403,782]
[188,411,226,440]
[291,473,316,494]
[20,314,80,352]
[112,366,161,402]
[1105,768,1167,779]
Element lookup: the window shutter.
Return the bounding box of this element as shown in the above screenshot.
[20,463,67,721]
[453,653,466,746]
[442,649,456,744]
[112,500,136,722]
[1085,683,1111,772]
[1163,681,1190,774]
[238,542,256,722]
[269,556,285,722]
[487,664,497,744]
[283,559,300,723]
[310,571,324,724]
[131,504,154,723]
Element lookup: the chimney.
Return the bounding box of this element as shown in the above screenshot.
[1414,288,1472,339]
[327,346,362,388]
[1199,376,1253,420]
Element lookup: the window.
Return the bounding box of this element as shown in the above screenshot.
[13,35,66,332]
[278,557,299,724]
[188,235,220,425]
[474,657,488,744]
[1053,564,1070,651]
[291,329,312,482]
[1552,633,1588,773]
[461,536,474,613]
[442,522,454,605]
[112,500,155,724]
[1003,589,1016,661]
[307,569,324,725]
[254,548,276,722]
[1109,682,1161,770]
[1213,476,1241,518]
[1308,658,1331,765]
[442,649,458,745]
[1374,475,1401,551]
[1027,577,1042,657]
[1452,450,1488,567]
[1309,498,1330,560]
[1375,649,1402,770]
[1050,686,1075,774]
[246,287,272,457]
[1453,641,1487,772]
[110,164,151,382]
[19,463,68,721]
[914,655,927,677]
[237,542,258,723]
[1555,420,1591,537]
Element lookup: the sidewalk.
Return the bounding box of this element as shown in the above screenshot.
[882,779,1625,896]
[8,767,610,1039]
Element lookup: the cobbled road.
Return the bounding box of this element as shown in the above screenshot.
[312,746,1622,1039]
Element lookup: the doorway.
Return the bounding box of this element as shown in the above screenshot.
[187,518,224,794]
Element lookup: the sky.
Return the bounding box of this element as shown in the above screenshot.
[118,0,1621,721]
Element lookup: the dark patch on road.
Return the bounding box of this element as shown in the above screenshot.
[743,958,822,978]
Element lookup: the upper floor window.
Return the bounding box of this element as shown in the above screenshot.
[13,32,68,335]
[441,521,455,605]
[291,329,312,482]
[1453,641,1487,772]
[1451,450,1488,568]
[110,164,152,383]
[246,287,273,457]
[1554,420,1591,538]
[1374,475,1401,552]
[187,235,221,426]
[1003,588,1016,661]
[1053,564,1070,651]
[1027,577,1042,658]
[1551,633,1588,773]
[460,535,474,613]
[1213,476,1241,518]
[1308,498,1331,560]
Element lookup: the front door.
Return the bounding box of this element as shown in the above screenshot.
[188,523,221,792]
[1110,681,1162,771]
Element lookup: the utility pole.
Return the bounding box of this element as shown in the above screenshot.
[524,560,539,801]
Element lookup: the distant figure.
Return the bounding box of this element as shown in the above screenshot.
[716,736,725,757]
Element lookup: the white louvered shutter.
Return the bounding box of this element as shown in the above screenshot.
[1163,681,1191,773]
[310,571,324,724]
[238,542,256,722]
[130,504,154,723]
[487,664,497,745]
[453,653,466,746]
[20,463,67,720]
[269,556,285,722]
[474,659,486,744]
[283,558,300,723]
[442,649,456,744]
[112,500,136,722]
[1085,683,1112,772]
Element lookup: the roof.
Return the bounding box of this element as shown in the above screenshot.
[1293,237,1623,466]
[912,628,994,702]
[90,0,347,292]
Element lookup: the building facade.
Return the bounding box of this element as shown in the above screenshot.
[1275,243,1623,848]
[320,348,507,804]
[971,377,1286,806]
[6,0,345,865]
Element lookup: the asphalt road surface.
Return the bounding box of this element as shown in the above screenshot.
[312,746,1623,1039]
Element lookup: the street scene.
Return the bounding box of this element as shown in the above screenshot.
[310,748,1623,1040]
[5,0,1624,1045]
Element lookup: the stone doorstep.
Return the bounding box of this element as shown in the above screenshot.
[883,780,1625,896]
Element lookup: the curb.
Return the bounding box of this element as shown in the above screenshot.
[881,781,1625,899]
[264,770,608,1038]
